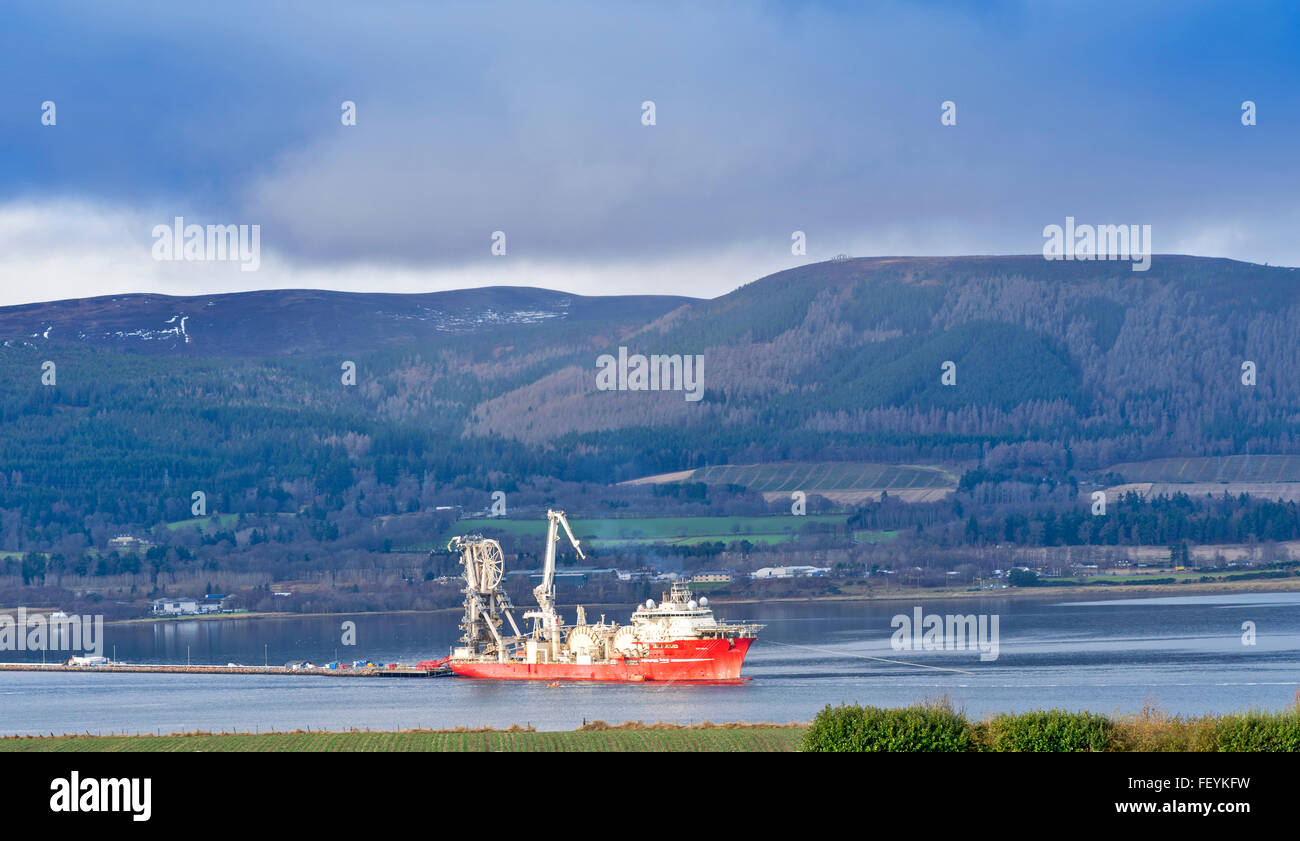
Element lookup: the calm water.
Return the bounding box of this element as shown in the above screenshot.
[2,592,1297,735]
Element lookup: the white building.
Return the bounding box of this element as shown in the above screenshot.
[109,535,152,551]
[750,565,830,579]
[151,598,200,616]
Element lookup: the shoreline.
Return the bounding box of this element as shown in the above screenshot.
[90,576,1300,626]
[105,606,465,627]
[708,576,1300,607]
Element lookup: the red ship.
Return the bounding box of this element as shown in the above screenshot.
[443,510,763,682]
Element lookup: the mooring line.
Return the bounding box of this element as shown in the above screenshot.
[763,640,974,675]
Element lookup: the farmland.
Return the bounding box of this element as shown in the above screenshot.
[626,461,958,504]
[0,724,806,752]
[1094,454,1300,504]
[165,513,240,532]
[443,514,850,547]
[1093,482,1300,504]
[1107,455,1300,484]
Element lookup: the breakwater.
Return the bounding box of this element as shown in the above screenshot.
[0,662,449,678]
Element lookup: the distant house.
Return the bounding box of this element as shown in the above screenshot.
[151,598,200,616]
[109,535,152,552]
[750,565,830,579]
[691,571,732,584]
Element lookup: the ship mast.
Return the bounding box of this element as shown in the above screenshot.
[525,509,585,660]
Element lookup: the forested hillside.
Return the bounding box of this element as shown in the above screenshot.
[4,254,1300,607]
[474,256,1300,471]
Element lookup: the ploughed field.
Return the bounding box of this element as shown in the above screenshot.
[1095,454,1300,504]
[0,725,806,752]
[1107,455,1300,484]
[626,461,958,504]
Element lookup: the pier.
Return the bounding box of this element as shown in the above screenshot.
[0,662,452,678]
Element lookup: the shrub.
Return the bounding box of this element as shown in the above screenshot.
[1212,711,1300,752]
[983,709,1113,752]
[800,703,1300,752]
[1110,703,1216,752]
[801,702,974,752]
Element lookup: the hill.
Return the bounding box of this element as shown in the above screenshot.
[0,287,694,357]
[5,254,1300,597]
[467,255,1300,472]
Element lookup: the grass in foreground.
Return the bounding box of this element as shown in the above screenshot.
[0,722,806,753]
[8,704,1300,752]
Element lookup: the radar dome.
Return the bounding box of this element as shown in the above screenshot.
[687,600,698,610]
[646,599,656,609]
[699,597,709,607]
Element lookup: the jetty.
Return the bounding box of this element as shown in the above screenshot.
[0,662,452,678]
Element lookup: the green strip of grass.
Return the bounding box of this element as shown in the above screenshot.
[165,513,239,532]
[445,515,848,543]
[0,725,806,753]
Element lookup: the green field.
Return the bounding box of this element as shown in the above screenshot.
[852,529,899,543]
[689,462,955,493]
[1043,569,1297,586]
[1108,455,1300,484]
[165,513,239,532]
[443,514,849,547]
[0,726,805,753]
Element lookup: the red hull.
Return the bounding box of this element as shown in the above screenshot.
[449,637,756,682]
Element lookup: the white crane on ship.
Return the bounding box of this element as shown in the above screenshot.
[448,533,522,662]
[523,509,585,660]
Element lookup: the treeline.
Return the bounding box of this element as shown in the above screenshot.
[946,491,1300,548]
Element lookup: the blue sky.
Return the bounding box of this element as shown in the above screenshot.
[1,0,1297,304]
